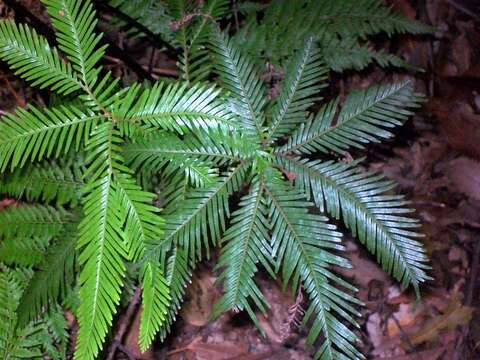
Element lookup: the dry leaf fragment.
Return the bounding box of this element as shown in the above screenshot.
[444,157,480,201]
[180,270,218,326]
[409,298,474,346]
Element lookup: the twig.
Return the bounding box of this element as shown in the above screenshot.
[3,78,26,107]
[232,0,240,31]
[106,287,142,360]
[391,315,415,352]
[453,239,480,360]
[447,0,480,21]
[117,344,138,360]
[93,1,179,56]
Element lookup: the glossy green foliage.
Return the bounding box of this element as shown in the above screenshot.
[232,0,433,71]
[0,0,237,358]
[0,1,431,360]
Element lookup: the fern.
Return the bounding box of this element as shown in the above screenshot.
[0,2,431,360]
[231,0,433,71]
[0,0,236,358]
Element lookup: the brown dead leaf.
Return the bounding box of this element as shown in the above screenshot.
[444,157,480,201]
[180,269,218,326]
[168,336,248,360]
[409,297,474,346]
[428,100,480,160]
[379,346,447,360]
[451,34,471,75]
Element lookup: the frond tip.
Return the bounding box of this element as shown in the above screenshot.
[280,157,431,294]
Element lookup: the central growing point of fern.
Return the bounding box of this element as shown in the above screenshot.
[0,1,431,360]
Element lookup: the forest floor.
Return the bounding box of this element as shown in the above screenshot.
[1,0,479,359]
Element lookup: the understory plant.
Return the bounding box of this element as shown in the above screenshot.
[0,1,431,360]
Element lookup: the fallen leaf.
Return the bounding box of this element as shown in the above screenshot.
[180,269,218,326]
[444,157,480,201]
[409,298,474,345]
[379,346,447,360]
[168,337,248,360]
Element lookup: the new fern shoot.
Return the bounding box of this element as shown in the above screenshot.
[0,1,431,360]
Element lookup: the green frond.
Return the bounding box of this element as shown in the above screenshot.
[76,176,127,360]
[0,105,98,172]
[0,204,73,238]
[209,28,266,137]
[173,0,229,83]
[0,21,81,94]
[264,171,362,360]
[156,246,191,341]
[319,34,415,72]
[311,0,433,38]
[17,227,77,328]
[0,236,49,267]
[82,123,125,183]
[82,71,122,111]
[280,157,431,294]
[42,306,69,360]
[277,81,422,155]
[76,123,128,360]
[42,0,106,84]
[121,82,237,133]
[125,129,253,168]
[114,171,164,261]
[138,261,169,352]
[124,132,219,187]
[150,165,246,262]
[0,159,84,206]
[231,0,432,71]
[213,177,273,327]
[267,37,328,141]
[0,266,44,360]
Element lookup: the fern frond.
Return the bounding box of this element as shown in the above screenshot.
[209,28,266,137]
[122,82,236,133]
[156,246,191,340]
[150,165,245,263]
[0,21,81,94]
[0,159,84,206]
[0,105,98,172]
[264,172,362,360]
[313,0,434,38]
[42,0,106,84]
[76,123,129,360]
[114,172,164,261]
[0,266,44,360]
[0,236,49,267]
[76,176,127,360]
[138,261,169,352]
[125,130,253,168]
[124,132,220,187]
[173,0,229,83]
[0,204,72,238]
[267,37,328,141]
[277,81,422,155]
[213,178,273,327]
[280,157,431,294]
[17,226,77,327]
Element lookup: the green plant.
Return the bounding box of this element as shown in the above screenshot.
[0,1,431,360]
[0,0,237,359]
[108,0,433,73]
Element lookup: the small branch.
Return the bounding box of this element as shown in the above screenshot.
[453,239,480,360]
[106,287,142,360]
[446,0,480,21]
[93,1,179,56]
